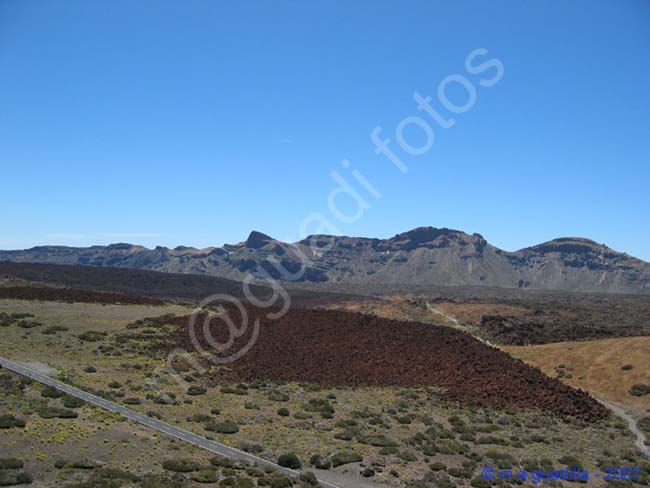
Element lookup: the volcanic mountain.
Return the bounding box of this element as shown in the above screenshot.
[1,227,648,294]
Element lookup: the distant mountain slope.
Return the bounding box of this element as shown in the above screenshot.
[1,227,649,294]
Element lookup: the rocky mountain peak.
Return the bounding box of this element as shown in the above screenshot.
[245,231,274,249]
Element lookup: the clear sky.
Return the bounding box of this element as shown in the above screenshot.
[1,1,649,260]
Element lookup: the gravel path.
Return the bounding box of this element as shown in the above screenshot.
[598,398,650,459]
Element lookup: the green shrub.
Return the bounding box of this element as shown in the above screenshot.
[187,413,212,423]
[310,454,331,470]
[471,476,492,488]
[0,415,26,429]
[629,384,650,396]
[333,430,355,441]
[41,386,64,398]
[303,398,335,416]
[37,406,78,419]
[240,442,264,454]
[358,434,397,447]
[10,313,33,319]
[220,386,247,395]
[16,319,41,328]
[277,453,301,469]
[0,458,24,470]
[192,469,218,483]
[187,386,207,396]
[486,450,516,469]
[204,420,239,434]
[42,325,69,335]
[269,391,290,402]
[78,331,106,342]
[331,451,362,467]
[300,471,319,485]
[66,459,99,469]
[558,455,583,469]
[63,395,85,408]
[0,471,32,486]
[162,459,200,472]
[277,407,290,417]
[621,364,634,371]
[257,474,293,487]
[398,451,417,462]
[83,366,97,373]
[430,462,447,471]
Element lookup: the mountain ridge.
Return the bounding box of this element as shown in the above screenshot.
[1,226,648,294]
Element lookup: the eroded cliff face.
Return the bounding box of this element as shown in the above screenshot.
[1,227,648,294]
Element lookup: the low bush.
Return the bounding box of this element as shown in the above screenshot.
[300,471,319,485]
[220,386,247,395]
[333,430,355,441]
[187,386,207,396]
[629,384,650,397]
[42,325,69,335]
[0,458,23,470]
[63,395,85,408]
[269,390,290,402]
[331,451,362,467]
[0,472,32,486]
[162,459,200,472]
[558,455,583,469]
[240,442,264,454]
[310,454,331,470]
[16,319,41,328]
[470,476,492,488]
[41,386,64,398]
[204,420,239,434]
[277,453,301,469]
[37,406,78,419]
[192,469,218,483]
[257,474,293,487]
[78,331,106,342]
[358,434,397,447]
[0,415,26,429]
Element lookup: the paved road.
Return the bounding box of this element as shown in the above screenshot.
[598,398,650,459]
[0,356,340,488]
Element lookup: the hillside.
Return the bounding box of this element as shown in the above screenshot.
[0,261,357,307]
[1,226,649,294]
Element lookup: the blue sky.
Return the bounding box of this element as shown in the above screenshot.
[1,1,649,260]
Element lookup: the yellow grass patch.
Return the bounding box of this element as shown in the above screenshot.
[505,336,650,413]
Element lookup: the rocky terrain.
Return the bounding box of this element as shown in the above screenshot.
[1,227,649,294]
[163,306,609,421]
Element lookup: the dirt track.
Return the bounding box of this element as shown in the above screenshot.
[168,307,609,421]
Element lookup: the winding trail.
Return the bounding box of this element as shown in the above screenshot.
[424,303,650,459]
[425,302,494,346]
[598,399,650,459]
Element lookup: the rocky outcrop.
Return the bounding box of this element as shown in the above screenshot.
[1,227,648,294]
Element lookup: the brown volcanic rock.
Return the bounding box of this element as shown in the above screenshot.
[167,307,608,421]
[0,285,165,305]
